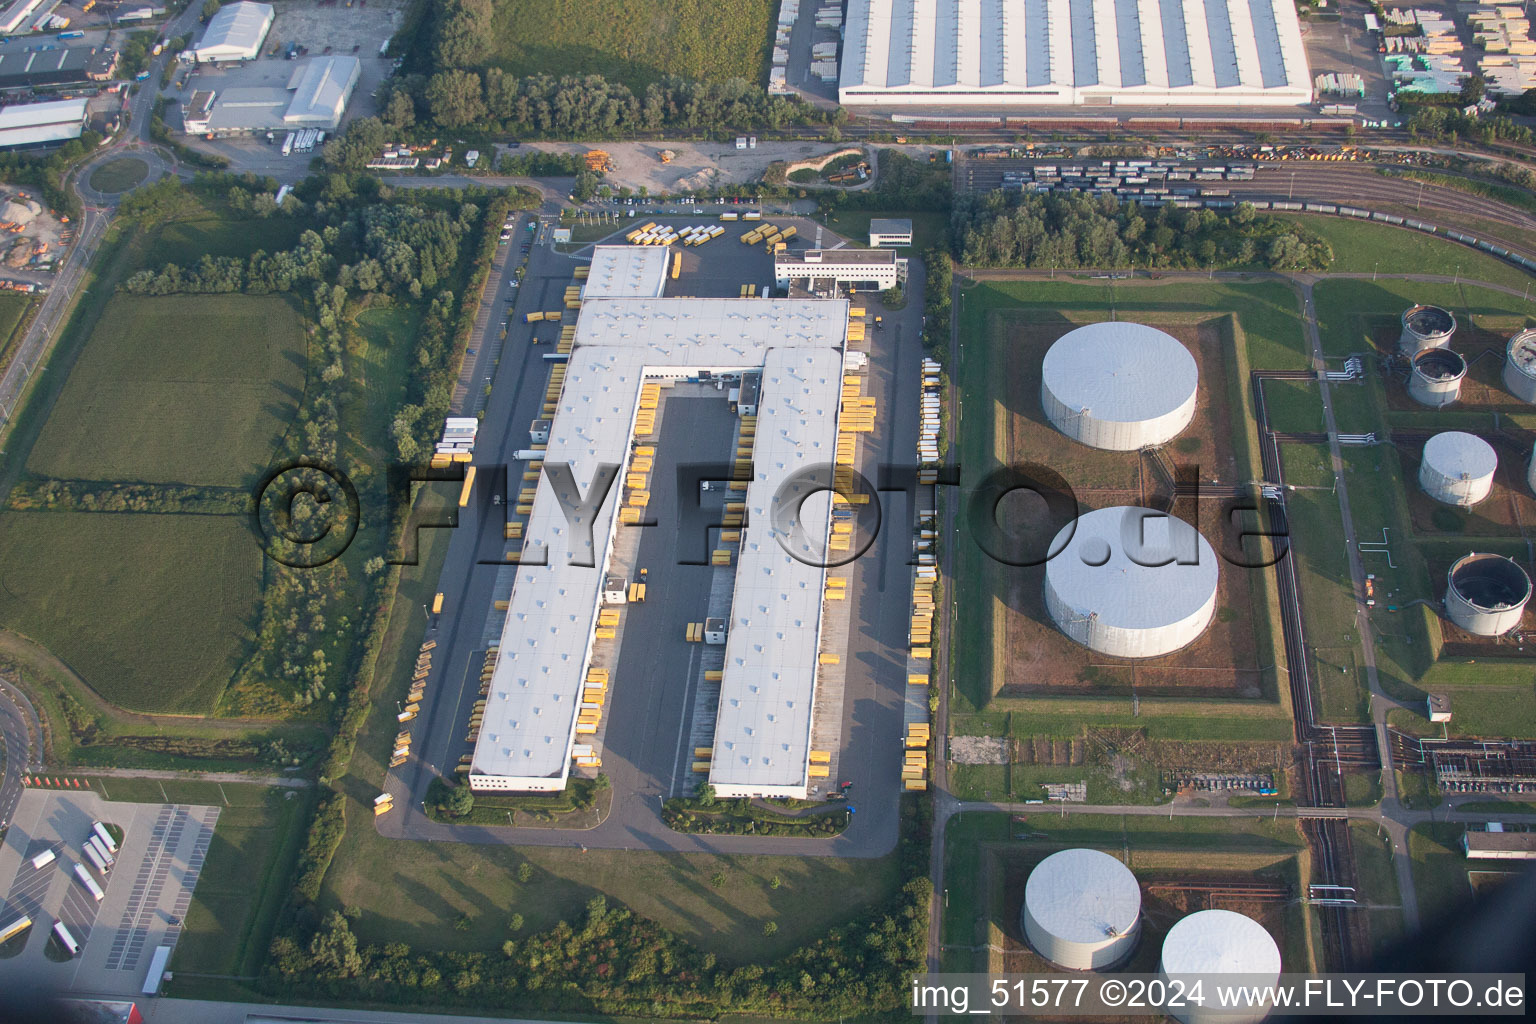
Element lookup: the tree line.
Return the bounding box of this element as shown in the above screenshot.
[0,131,102,221]
[111,173,512,714]
[264,798,931,1019]
[953,191,1334,271]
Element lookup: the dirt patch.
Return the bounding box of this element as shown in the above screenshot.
[518,140,949,195]
[952,735,1009,765]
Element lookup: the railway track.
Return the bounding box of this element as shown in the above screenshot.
[1253,369,1378,969]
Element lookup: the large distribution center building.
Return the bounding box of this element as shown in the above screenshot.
[182,56,361,135]
[838,0,1311,107]
[189,1,274,63]
[469,246,851,798]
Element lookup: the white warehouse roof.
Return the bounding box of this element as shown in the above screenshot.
[840,0,1311,107]
[709,347,840,797]
[193,1,274,62]
[0,97,86,149]
[471,261,848,794]
[284,56,360,126]
[580,245,669,299]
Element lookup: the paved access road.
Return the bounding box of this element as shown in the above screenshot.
[378,217,927,857]
[0,678,41,830]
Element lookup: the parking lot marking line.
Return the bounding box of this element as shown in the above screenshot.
[668,644,703,798]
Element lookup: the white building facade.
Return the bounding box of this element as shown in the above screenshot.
[839,0,1311,107]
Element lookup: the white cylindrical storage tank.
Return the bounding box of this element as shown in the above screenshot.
[1446,553,1531,636]
[1160,910,1282,1024]
[1398,304,1456,354]
[1021,849,1141,969]
[1041,322,1198,451]
[1503,328,1536,403]
[1528,442,1536,498]
[1407,348,1466,408]
[1418,431,1497,507]
[1044,506,1219,659]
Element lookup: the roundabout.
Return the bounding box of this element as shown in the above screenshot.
[78,150,167,205]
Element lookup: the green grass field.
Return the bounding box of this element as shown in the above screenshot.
[1263,377,1325,434]
[1409,823,1473,927]
[0,289,29,360]
[487,0,772,90]
[26,295,306,487]
[0,512,261,713]
[88,157,151,195]
[1281,215,1536,292]
[173,785,310,976]
[1348,821,1406,957]
[1313,279,1533,360]
[143,216,307,269]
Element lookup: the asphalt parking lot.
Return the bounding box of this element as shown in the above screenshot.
[1300,11,1393,119]
[0,790,218,1001]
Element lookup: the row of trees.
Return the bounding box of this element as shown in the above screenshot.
[112,175,500,713]
[374,70,817,142]
[6,479,248,514]
[265,801,931,1018]
[953,192,1334,271]
[1405,103,1534,146]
